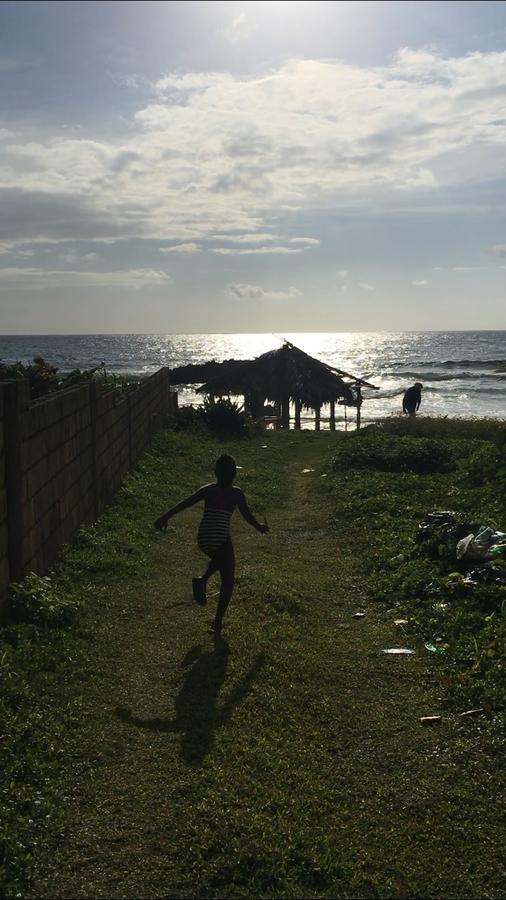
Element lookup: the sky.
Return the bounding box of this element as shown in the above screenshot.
[0,0,505,334]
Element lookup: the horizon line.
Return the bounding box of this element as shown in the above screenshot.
[1,329,505,338]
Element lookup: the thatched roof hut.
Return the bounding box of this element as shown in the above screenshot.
[170,341,377,429]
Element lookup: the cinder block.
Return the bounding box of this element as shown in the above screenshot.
[20,498,36,533]
[33,480,58,520]
[19,526,41,570]
[0,521,8,557]
[0,556,10,601]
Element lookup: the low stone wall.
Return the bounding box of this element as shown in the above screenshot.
[0,368,173,607]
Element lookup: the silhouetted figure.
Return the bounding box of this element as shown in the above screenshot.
[403,382,423,416]
[155,454,268,637]
[116,644,265,765]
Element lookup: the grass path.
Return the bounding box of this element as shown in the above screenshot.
[36,431,502,899]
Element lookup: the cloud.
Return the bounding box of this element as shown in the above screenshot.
[358,282,375,291]
[340,284,348,294]
[491,244,506,256]
[338,270,349,278]
[434,264,503,271]
[289,237,320,246]
[0,267,171,290]
[211,233,276,244]
[213,246,303,255]
[155,72,233,93]
[58,251,99,264]
[221,12,253,44]
[412,279,428,285]
[0,188,127,243]
[226,282,302,301]
[159,242,200,254]
[2,50,506,250]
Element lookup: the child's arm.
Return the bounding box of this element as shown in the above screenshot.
[154,486,206,531]
[237,491,269,533]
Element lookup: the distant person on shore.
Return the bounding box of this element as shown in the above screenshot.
[402,382,423,416]
[155,454,268,638]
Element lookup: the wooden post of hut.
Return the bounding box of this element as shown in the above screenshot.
[294,398,302,429]
[249,391,263,418]
[329,400,336,431]
[356,386,362,430]
[315,404,321,431]
[281,396,290,429]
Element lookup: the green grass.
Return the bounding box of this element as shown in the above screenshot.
[329,419,505,711]
[0,422,504,899]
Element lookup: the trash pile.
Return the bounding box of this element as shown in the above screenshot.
[456,527,506,563]
[416,510,506,585]
[416,510,476,545]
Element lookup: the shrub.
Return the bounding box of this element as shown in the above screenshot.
[175,405,205,432]
[8,574,79,626]
[0,357,135,399]
[379,415,506,449]
[332,428,455,474]
[0,357,59,399]
[467,443,501,486]
[200,397,249,437]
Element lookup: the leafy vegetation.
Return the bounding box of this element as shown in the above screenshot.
[0,356,135,399]
[8,573,80,627]
[332,428,456,474]
[330,417,506,709]
[176,396,262,438]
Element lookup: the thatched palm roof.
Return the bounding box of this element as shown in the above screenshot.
[199,344,354,406]
[170,342,372,407]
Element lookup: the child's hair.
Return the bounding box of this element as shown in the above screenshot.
[214,454,237,486]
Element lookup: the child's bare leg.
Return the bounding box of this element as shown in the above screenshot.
[211,542,235,636]
[213,583,234,635]
[201,558,217,584]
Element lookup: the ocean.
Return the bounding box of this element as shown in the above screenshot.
[0,332,504,426]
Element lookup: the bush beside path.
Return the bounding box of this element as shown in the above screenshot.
[1,427,504,899]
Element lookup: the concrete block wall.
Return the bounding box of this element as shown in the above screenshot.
[20,384,95,576]
[0,389,8,599]
[0,368,172,608]
[94,386,131,511]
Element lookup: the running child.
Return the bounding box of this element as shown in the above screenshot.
[154,454,268,637]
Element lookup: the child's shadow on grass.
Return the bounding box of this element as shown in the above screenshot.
[116,641,265,766]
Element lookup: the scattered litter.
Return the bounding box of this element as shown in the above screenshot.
[420,715,442,725]
[382,648,415,655]
[456,533,490,562]
[394,618,409,626]
[321,473,328,478]
[261,445,268,449]
[425,641,446,654]
[459,708,484,718]
[457,529,506,562]
[236,465,243,470]
[415,513,506,582]
[301,468,315,474]
[417,511,475,547]
[463,566,506,586]
[353,612,366,619]
[390,554,405,564]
